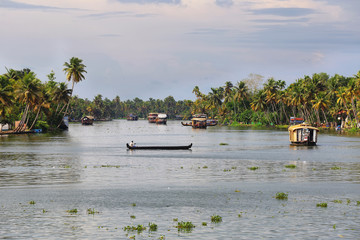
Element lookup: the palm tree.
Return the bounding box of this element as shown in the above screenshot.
[223,81,233,104]
[312,92,330,125]
[62,57,87,118]
[234,81,249,110]
[13,72,42,132]
[52,82,72,114]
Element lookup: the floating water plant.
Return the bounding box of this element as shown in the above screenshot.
[87,208,99,215]
[235,190,241,192]
[211,215,222,223]
[101,165,121,168]
[67,209,78,214]
[29,201,36,205]
[285,164,296,169]
[316,202,328,208]
[330,166,341,170]
[148,222,158,231]
[219,143,229,145]
[123,225,146,233]
[131,203,136,207]
[248,167,259,171]
[332,200,343,204]
[130,215,136,219]
[202,222,207,226]
[173,218,178,222]
[275,192,288,200]
[176,221,195,231]
[357,201,360,206]
[203,165,208,169]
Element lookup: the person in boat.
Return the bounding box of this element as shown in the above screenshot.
[129,141,136,147]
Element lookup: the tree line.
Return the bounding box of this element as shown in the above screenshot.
[192,71,360,128]
[1,57,360,131]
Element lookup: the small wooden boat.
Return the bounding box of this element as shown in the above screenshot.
[181,122,192,126]
[207,119,218,126]
[288,122,319,146]
[127,143,192,150]
[81,116,94,125]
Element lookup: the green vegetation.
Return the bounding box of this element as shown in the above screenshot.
[316,202,328,208]
[29,201,36,205]
[248,166,259,171]
[67,209,78,214]
[123,224,146,233]
[332,200,343,204]
[219,143,229,145]
[275,192,288,200]
[211,215,222,223]
[131,203,136,207]
[176,221,195,231]
[87,208,99,215]
[148,222,158,231]
[202,222,207,226]
[331,166,342,170]
[285,164,297,169]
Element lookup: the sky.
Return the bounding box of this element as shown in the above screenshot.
[1,0,359,101]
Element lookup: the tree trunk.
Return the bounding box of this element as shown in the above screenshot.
[29,107,41,130]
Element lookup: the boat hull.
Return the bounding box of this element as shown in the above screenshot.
[127,143,192,150]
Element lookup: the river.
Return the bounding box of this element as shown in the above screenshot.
[0,120,359,239]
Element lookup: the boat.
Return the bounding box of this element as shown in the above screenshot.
[156,113,167,124]
[81,116,94,125]
[127,114,138,121]
[288,117,319,146]
[148,113,158,123]
[191,114,207,129]
[207,119,218,126]
[181,122,192,126]
[126,143,192,150]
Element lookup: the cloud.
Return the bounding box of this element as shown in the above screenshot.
[0,0,76,11]
[112,0,181,4]
[187,28,229,35]
[82,11,129,19]
[251,7,316,17]
[215,0,234,8]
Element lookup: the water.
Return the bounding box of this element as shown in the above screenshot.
[0,120,359,239]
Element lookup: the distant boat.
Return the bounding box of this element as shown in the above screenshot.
[127,114,138,121]
[156,113,167,124]
[81,116,94,125]
[148,113,158,123]
[182,114,207,129]
[206,119,218,126]
[126,143,192,150]
[288,117,319,146]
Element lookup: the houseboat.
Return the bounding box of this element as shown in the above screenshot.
[148,113,158,123]
[288,117,319,146]
[127,114,138,121]
[81,116,94,125]
[156,113,167,124]
[191,114,207,129]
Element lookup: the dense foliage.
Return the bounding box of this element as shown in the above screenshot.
[192,71,360,128]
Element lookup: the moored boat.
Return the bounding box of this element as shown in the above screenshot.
[126,143,192,150]
[148,113,158,123]
[207,119,218,126]
[156,113,167,124]
[81,116,94,125]
[288,117,319,146]
[127,114,138,121]
[191,114,207,129]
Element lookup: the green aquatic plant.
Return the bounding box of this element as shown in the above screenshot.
[87,208,99,214]
[357,201,360,206]
[248,166,259,171]
[67,209,78,214]
[202,222,207,226]
[148,222,158,231]
[330,166,341,170]
[176,221,195,231]
[275,192,288,200]
[123,224,146,232]
[131,203,136,207]
[285,164,296,169]
[219,143,229,145]
[101,165,120,168]
[211,215,222,223]
[203,165,208,169]
[332,200,343,204]
[130,215,136,219]
[316,202,328,208]
[173,218,178,222]
[29,201,36,205]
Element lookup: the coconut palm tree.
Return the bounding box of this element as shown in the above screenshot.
[13,72,42,132]
[234,81,249,110]
[62,57,87,118]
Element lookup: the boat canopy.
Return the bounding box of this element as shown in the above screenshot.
[288,123,319,132]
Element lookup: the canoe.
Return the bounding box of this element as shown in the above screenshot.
[126,143,192,150]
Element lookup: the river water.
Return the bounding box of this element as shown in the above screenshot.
[0,120,359,239]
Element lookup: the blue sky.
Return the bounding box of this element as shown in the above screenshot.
[0,0,359,101]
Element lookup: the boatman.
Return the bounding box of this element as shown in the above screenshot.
[129,141,135,147]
